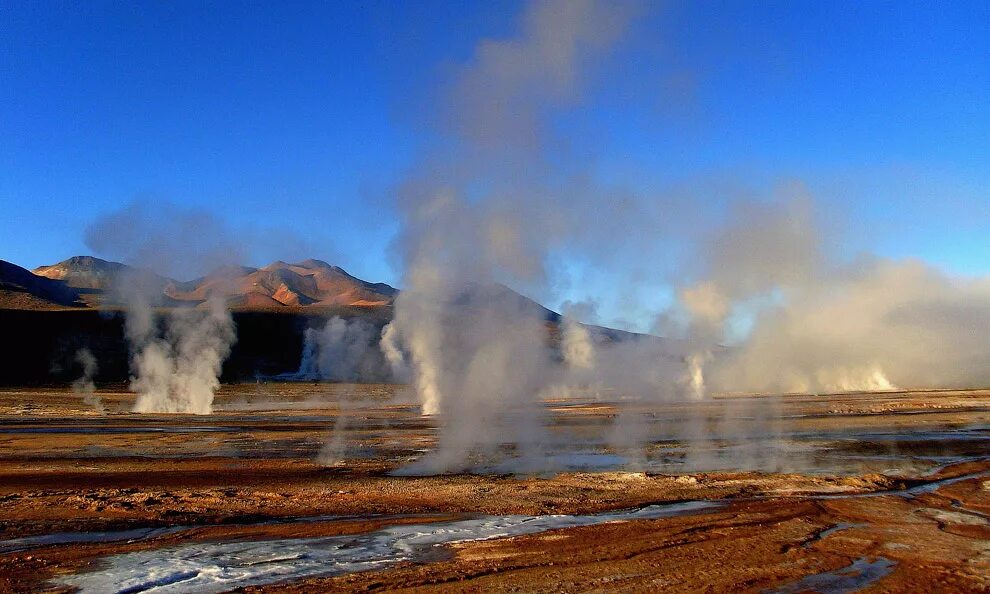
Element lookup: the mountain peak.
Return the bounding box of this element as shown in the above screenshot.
[293,258,336,270]
[165,258,397,308]
[33,256,129,289]
[16,255,398,310]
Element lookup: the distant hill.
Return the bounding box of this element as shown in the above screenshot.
[167,260,397,307]
[450,281,559,321]
[34,255,132,290]
[29,256,398,309]
[0,260,83,309]
[15,256,661,347]
[0,255,680,384]
[33,256,175,306]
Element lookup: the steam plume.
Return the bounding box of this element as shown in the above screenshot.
[71,348,102,413]
[128,296,235,414]
[384,0,648,472]
[296,316,385,382]
[71,1,990,473]
[379,0,990,475]
[86,202,240,414]
[664,196,990,395]
[561,318,595,371]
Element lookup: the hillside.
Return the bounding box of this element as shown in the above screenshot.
[0,255,673,384]
[29,256,398,309]
[167,260,397,307]
[0,260,83,309]
[33,255,133,290]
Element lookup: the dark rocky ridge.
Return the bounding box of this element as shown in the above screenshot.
[0,260,84,309]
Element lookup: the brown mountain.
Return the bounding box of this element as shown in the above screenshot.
[33,256,178,307]
[14,255,660,348]
[27,256,397,309]
[167,260,397,307]
[1,256,676,384]
[33,256,132,290]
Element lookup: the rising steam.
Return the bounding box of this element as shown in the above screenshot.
[72,1,990,473]
[663,197,990,395]
[295,316,385,382]
[377,0,990,473]
[127,295,235,415]
[561,318,595,371]
[382,0,651,472]
[71,348,102,413]
[86,202,240,415]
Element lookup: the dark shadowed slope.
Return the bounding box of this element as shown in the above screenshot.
[0,260,82,309]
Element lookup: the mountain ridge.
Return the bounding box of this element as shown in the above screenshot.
[8,255,663,346]
[24,256,399,310]
[0,255,677,385]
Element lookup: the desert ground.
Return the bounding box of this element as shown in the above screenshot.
[0,385,988,593]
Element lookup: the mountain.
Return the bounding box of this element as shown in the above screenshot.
[15,259,655,347]
[33,256,132,290]
[0,260,83,309]
[0,255,677,384]
[34,256,182,308]
[11,255,663,347]
[450,281,559,321]
[166,260,397,307]
[27,256,397,310]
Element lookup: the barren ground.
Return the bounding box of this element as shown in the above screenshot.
[0,385,988,593]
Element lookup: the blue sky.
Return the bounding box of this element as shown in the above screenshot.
[2,1,988,327]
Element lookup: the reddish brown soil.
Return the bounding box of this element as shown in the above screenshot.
[0,386,988,592]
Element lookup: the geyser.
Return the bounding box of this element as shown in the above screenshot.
[85,202,242,415]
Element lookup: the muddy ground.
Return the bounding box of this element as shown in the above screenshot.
[0,385,988,592]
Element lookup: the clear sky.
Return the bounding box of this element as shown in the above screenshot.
[2,1,988,327]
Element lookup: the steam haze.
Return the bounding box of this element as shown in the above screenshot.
[62,0,990,469]
[85,202,241,415]
[374,0,990,471]
[6,4,990,591]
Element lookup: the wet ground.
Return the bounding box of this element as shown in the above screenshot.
[0,385,988,592]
